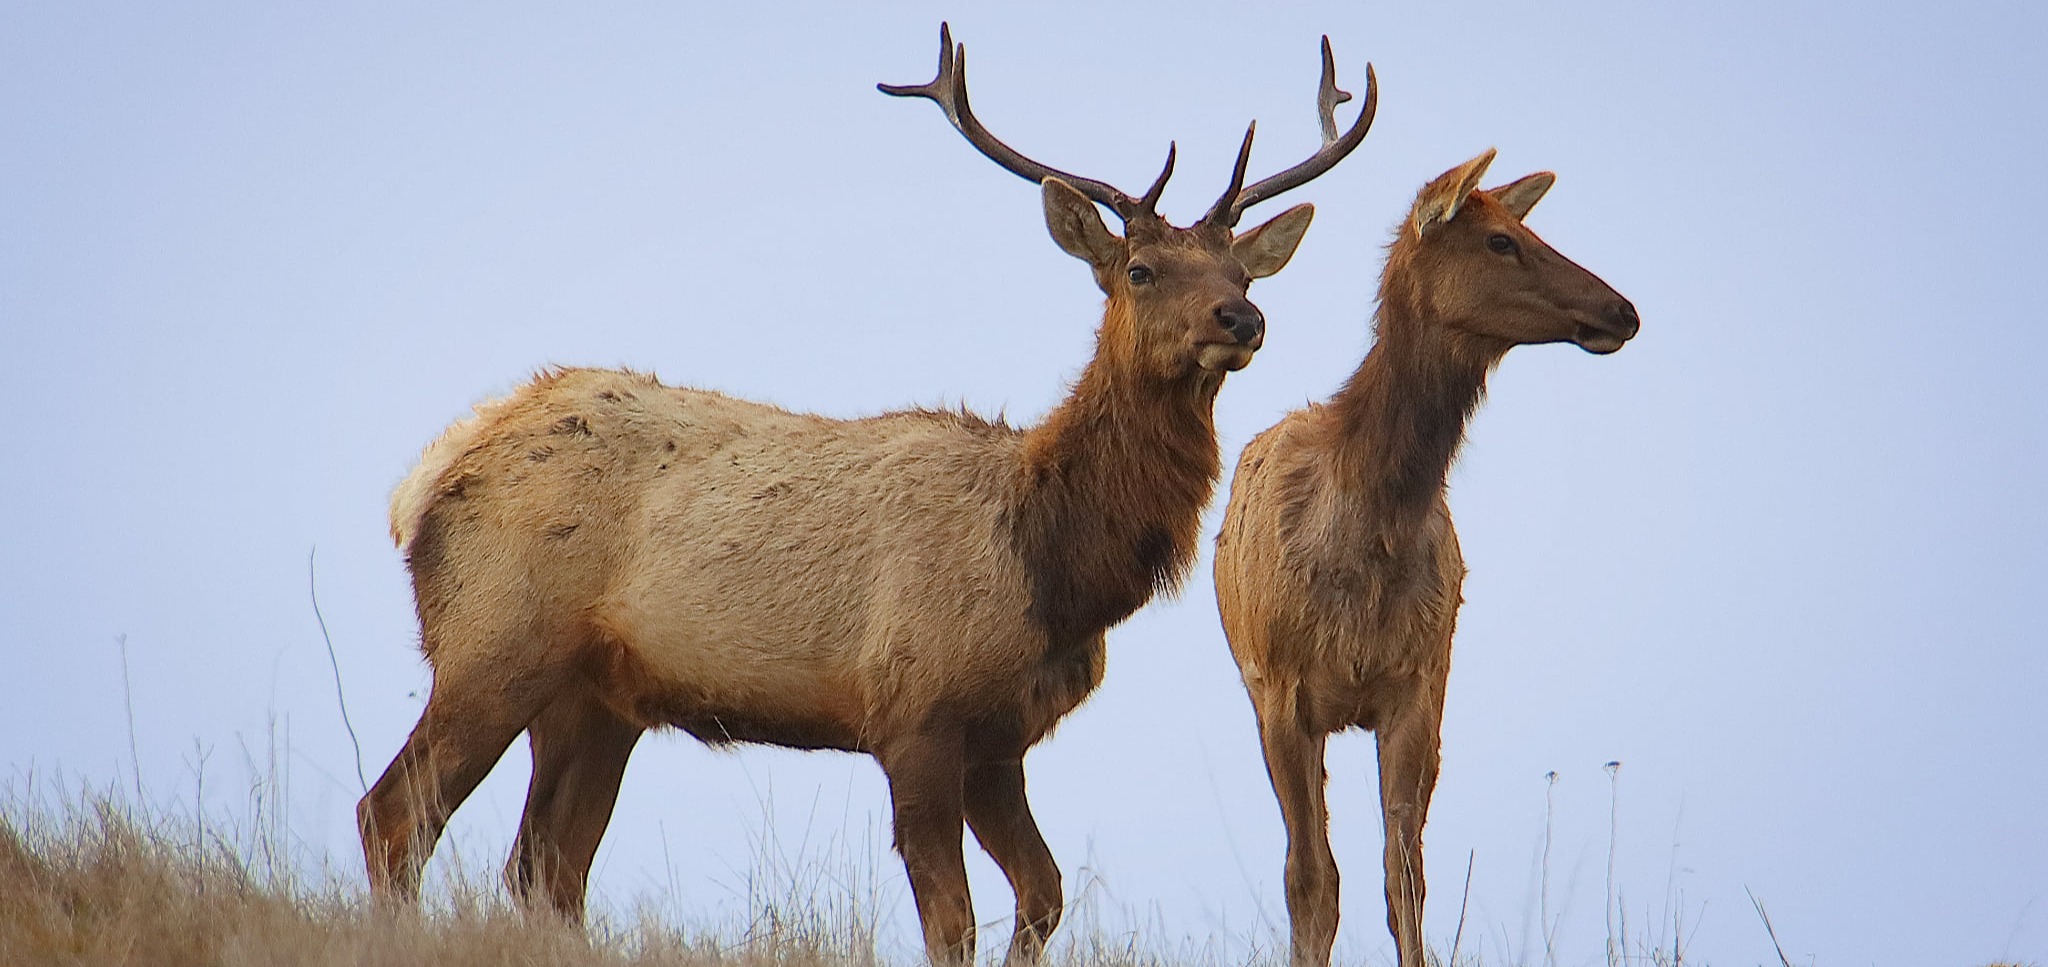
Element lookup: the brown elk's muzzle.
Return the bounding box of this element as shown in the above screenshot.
[1196,297,1265,372]
[1572,297,1640,355]
[1217,300,1266,348]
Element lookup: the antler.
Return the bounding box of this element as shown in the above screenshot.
[880,23,1176,223]
[1201,36,1378,229]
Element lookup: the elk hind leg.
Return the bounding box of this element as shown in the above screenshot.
[505,685,642,921]
[358,632,570,904]
[963,757,1062,967]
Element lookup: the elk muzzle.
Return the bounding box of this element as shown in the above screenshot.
[1572,299,1639,355]
[1217,302,1266,347]
[1197,300,1265,372]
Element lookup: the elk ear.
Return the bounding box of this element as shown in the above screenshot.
[1488,171,1555,221]
[1233,203,1315,279]
[1042,177,1122,268]
[1410,148,1497,237]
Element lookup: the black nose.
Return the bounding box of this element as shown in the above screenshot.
[1606,300,1641,339]
[1216,302,1265,346]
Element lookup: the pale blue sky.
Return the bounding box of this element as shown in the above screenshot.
[4,4,2044,965]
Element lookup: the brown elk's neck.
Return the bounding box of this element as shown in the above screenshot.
[1325,275,1502,527]
[1011,299,1224,647]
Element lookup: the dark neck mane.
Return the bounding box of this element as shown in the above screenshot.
[1323,273,1500,532]
[1011,301,1224,646]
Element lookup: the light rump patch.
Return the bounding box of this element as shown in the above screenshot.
[389,389,526,552]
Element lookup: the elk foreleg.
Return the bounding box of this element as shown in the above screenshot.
[1256,700,1338,967]
[505,687,642,921]
[1374,694,1443,967]
[963,757,1062,967]
[881,732,975,967]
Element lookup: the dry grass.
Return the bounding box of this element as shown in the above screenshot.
[0,789,885,967]
[7,778,1941,967]
[0,785,1233,967]
[0,786,1695,967]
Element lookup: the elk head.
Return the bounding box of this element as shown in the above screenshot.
[882,25,1376,379]
[1395,149,1640,355]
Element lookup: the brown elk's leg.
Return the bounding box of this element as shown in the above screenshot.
[505,686,643,921]
[1255,697,1339,967]
[881,732,975,967]
[963,757,1062,967]
[1375,694,1444,967]
[357,648,562,903]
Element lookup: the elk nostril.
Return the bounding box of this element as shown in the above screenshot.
[1607,301,1641,336]
[1214,305,1264,346]
[1217,303,1263,328]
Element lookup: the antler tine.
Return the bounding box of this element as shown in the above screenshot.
[1136,143,1177,215]
[879,23,1144,218]
[1219,39,1379,228]
[874,23,959,124]
[1316,35,1352,145]
[1199,123,1258,227]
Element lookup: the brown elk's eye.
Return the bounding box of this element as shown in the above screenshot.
[1127,265,1154,285]
[1487,234,1516,254]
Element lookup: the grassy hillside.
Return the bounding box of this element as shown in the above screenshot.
[0,786,1226,967]
[5,789,2029,967]
[0,789,892,967]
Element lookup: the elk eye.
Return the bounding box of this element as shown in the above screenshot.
[1487,234,1516,254]
[1127,265,1154,285]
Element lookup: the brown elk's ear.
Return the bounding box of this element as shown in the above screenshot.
[1488,171,1556,221]
[1410,148,1497,237]
[1233,203,1315,279]
[1042,178,1123,268]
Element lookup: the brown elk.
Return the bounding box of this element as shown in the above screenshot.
[1213,149,1639,967]
[358,25,1374,967]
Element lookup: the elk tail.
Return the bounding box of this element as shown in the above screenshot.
[389,390,522,554]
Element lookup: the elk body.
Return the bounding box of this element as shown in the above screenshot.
[358,26,1373,967]
[1213,150,1639,967]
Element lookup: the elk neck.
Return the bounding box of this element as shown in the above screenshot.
[1010,295,1224,648]
[1322,267,1504,530]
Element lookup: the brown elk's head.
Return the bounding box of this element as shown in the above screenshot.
[883,25,1375,379]
[1391,149,1640,356]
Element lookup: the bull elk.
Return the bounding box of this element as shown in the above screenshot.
[1213,149,1639,967]
[358,24,1375,966]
